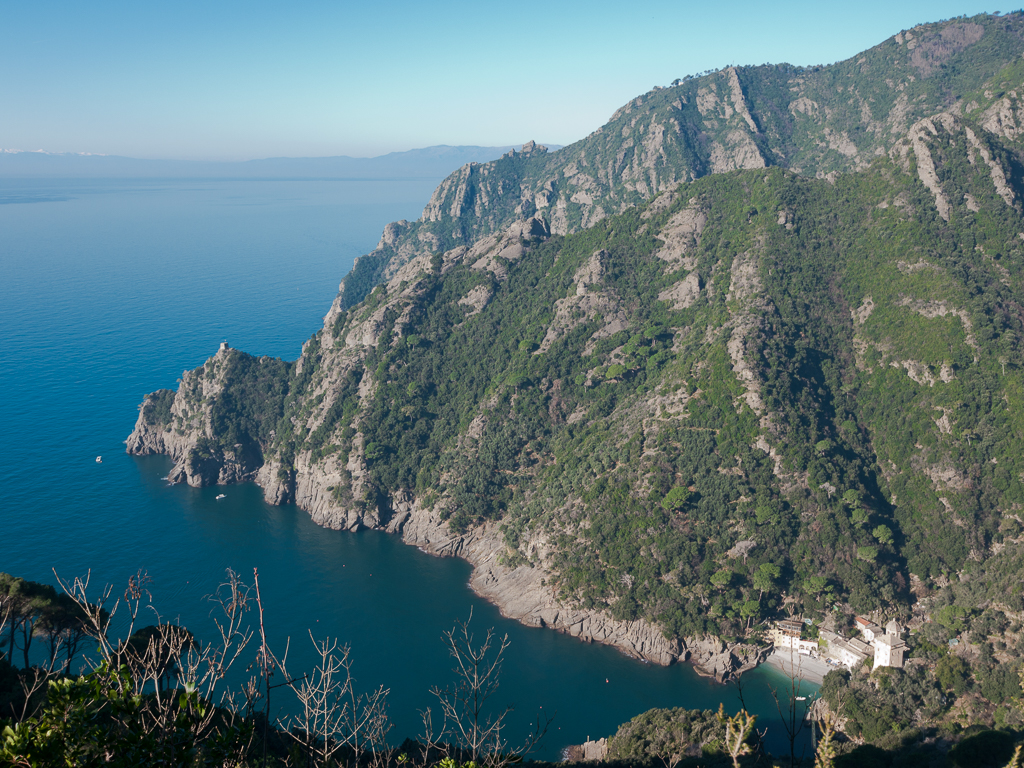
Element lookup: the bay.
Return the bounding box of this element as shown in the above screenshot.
[0,177,816,761]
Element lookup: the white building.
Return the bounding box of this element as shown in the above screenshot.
[829,635,873,669]
[821,618,908,671]
[855,616,883,643]
[770,619,818,655]
[772,632,819,655]
[872,620,907,670]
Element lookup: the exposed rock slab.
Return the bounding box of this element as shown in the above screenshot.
[658,271,702,309]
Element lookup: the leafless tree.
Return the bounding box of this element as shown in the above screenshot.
[424,610,549,768]
[250,567,393,768]
[768,644,815,768]
[279,631,392,768]
[252,567,287,768]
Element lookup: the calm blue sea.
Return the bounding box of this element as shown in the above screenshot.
[0,177,816,760]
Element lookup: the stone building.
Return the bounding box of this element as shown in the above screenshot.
[823,631,873,669]
[872,620,907,670]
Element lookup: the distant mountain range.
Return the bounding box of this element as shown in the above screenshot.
[0,145,559,179]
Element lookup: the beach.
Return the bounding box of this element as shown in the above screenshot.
[764,649,834,685]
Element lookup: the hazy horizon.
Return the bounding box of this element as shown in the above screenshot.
[2,1,1000,162]
[0,143,564,180]
[0,143,550,162]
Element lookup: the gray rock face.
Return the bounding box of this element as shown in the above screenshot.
[683,635,769,681]
[125,406,170,456]
[658,271,702,309]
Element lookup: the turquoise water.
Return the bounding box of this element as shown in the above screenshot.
[0,177,816,760]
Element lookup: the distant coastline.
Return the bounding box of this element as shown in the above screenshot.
[0,144,559,180]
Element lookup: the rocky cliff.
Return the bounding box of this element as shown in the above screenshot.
[129,13,1024,681]
[336,14,1024,312]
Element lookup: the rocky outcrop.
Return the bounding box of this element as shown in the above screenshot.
[725,248,767,415]
[980,90,1024,140]
[684,636,770,682]
[537,249,627,354]
[654,204,706,268]
[127,345,264,487]
[658,271,702,309]
[125,397,177,457]
[906,116,954,221]
[964,126,1016,208]
[890,109,1021,224]
[458,284,493,316]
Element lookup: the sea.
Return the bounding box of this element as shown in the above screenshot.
[0,176,817,761]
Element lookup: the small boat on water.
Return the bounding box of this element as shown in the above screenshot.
[95,456,102,463]
[795,696,807,701]
[216,494,226,500]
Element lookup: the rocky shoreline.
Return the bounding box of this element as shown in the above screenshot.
[127,396,770,683]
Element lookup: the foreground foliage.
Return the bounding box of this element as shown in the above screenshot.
[0,570,551,768]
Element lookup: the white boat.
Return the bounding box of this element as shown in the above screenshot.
[216,494,226,500]
[95,456,102,463]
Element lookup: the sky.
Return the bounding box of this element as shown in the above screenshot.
[0,1,1005,161]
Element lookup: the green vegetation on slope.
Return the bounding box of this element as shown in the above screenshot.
[126,12,1024,759]
[339,13,1024,310]
[146,116,1024,641]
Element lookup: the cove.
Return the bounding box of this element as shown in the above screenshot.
[0,177,817,762]
[128,454,816,762]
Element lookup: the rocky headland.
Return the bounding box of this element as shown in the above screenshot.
[129,12,1024,685]
[128,340,769,681]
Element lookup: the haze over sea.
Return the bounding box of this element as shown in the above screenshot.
[0,175,816,760]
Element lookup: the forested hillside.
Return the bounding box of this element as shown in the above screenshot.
[129,11,1024,722]
[338,12,1024,310]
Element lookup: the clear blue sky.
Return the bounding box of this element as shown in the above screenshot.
[0,1,1002,160]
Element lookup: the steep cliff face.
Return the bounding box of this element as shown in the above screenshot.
[129,13,1024,678]
[337,14,1024,312]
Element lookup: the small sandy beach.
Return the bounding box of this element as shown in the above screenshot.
[764,650,834,684]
